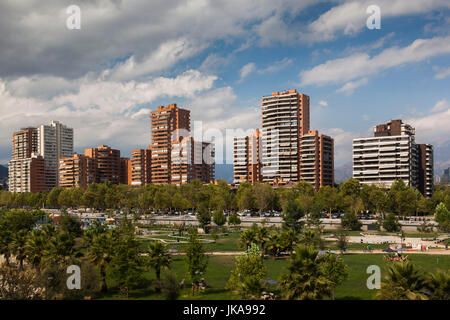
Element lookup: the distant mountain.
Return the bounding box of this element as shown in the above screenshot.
[215,164,233,183]
[0,165,7,179]
[335,162,352,183]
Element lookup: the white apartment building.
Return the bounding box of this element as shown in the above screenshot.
[353,120,433,196]
[8,154,45,193]
[37,120,74,190]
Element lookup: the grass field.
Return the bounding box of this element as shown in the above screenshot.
[100,253,450,300]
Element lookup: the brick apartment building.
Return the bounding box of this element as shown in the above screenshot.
[150,104,191,184]
[129,148,152,187]
[233,89,334,189]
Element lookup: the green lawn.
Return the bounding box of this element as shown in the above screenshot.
[98,253,450,300]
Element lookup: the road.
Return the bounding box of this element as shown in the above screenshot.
[142,214,435,228]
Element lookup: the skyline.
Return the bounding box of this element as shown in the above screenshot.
[0,1,449,176]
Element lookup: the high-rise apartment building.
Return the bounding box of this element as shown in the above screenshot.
[8,155,45,193]
[120,157,132,185]
[171,137,215,185]
[150,104,190,184]
[130,149,152,186]
[233,129,262,185]
[37,120,74,190]
[84,145,121,184]
[299,130,334,190]
[417,144,434,197]
[261,89,310,183]
[353,119,433,196]
[59,154,96,188]
[13,128,38,160]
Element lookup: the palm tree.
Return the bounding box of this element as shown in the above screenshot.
[239,228,258,250]
[376,262,429,300]
[256,226,270,258]
[25,230,46,274]
[266,233,280,259]
[147,241,172,291]
[280,229,298,255]
[43,231,77,266]
[299,230,318,248]
[9,229,28,270]
[0,225,12,266]
[426,270,450,300]
[88,231,117,292]
[279,245,332,300]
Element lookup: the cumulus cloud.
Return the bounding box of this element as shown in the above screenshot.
[406,99,450,146]
[258,58,293,74]
[307,0,450,42]
[300,36,450,86]
[336,78,368,95]
[318,100,328,107]
[433,66,450,79]
[238,62,256,82]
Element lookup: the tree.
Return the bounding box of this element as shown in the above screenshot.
[239,227,258,250]
[212,210,226,228]
[196,202,211,233]
[396,188,417,217]
[47,187,63,208]
[376,262,428,300]
[10,229,28,270]
[58,214,82,237]
[184,228,208,294]
[299,230,320,248]
[382,213,401,232]
[228,213,241,228]
[88,230,117,292]
[282,200,304,232]
[110,233,144,294]
[340,178,361,198]
[226,243,266,299]
[161,272,181,300]
[341,212,362,231]
[426,270,450,300]
[279,245,332,300]
[0,263,43,300]
[318,253,349,300]
[316,186,339,217]
[25,230,46,274]
[147,241,171,291]
[334,227,348,253]
[434,202,450,232]
[279,229,298,256]
[254,183,274,215]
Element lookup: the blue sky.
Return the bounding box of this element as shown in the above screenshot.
[0,0,449,175]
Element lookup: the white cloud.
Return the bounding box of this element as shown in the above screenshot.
[307,0,450,42]
[406,99,450,146]
[318,100,328,107]
[258,58,293,74]
[238,62,256,82]
[300,36,450,86]
[433,66,450,79]
[336,77,368,95]
[431,99,449,113]
[105,38,206,81]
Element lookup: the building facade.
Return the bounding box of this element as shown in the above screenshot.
[353,120,433,196]
[59,154,96,188]
[150,104,190,184]
[261,89,310,183]
[299,130,334,190]
[171,137,215,185]
[130,149,152,186]
[233,129,262,185]
[37,121,74,191]
[417,144,434,197]
[84,145,121,184]
[8,155,45,193]
[13,128,38,160]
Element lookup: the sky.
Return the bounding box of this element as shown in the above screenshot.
[0,0,449,175]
